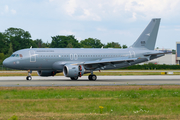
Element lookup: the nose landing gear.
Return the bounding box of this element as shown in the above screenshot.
[26,70,32,80]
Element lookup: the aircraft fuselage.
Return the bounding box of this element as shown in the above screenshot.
[3,47,163,71]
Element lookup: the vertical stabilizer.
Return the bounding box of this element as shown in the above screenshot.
[131,18,161,50]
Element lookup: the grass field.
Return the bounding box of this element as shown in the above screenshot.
[1,86,180,120]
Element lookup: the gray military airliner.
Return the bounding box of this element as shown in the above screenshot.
[3,18,167,81]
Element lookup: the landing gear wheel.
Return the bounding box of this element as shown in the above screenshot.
[70,76,78,80]
[92,75,97,81]
[88,75,97,81]
[26,76,32,80]
[88,75,92,80]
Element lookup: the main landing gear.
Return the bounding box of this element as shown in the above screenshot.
[88,71,97,81]
[26,70,32,80]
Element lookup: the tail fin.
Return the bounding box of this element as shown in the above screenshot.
[131,18,161,50]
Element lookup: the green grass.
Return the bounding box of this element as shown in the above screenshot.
[0,86,180,119]
[1,88,180,99]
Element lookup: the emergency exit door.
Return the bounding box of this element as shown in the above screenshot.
[29,50,36,62]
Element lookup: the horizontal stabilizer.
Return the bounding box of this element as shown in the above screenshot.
[144,51,172,56]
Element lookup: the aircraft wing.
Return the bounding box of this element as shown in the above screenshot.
[84,57,137,65]
[81,57,137,70]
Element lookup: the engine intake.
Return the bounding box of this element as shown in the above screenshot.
[63,65,84,77]
[37,70,56,77]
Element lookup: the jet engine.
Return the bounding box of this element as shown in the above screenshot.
[63,65,85,77]
[37,70,56,77]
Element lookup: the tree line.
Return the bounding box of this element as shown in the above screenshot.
[0,27,127,64]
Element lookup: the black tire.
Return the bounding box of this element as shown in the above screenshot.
[88,75,92,80]
[88,75,97,81]
[26,76,32,80]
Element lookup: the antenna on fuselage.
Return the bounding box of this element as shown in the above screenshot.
[30,46,32,49]
[101,46,103,49]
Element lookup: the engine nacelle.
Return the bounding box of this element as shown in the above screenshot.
[63,65,85,77]
[37,70,56,77]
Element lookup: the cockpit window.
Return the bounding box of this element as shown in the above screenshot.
[11,54,23,57]
[11,54,15,57]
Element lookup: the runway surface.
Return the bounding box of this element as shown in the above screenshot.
[0,75,180,86]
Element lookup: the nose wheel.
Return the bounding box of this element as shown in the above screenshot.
[88,75,97,81]
[26,70,32,81]
[26,76,32,80]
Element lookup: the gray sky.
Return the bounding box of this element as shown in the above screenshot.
[0,0,180,49]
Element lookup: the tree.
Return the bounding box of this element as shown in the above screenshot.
[42,41,50,48]
[8,43,13,56]
[104,42,121,48]
[172,49,176,54]
[34,39,43,48]
[66,43,73,48]
[34,39,50,48]
[122,45,128,49]
[0,53,4,65]
[0,53,4,59]
[4,27,33,51]
[29,39,38,48]
[0,32,9,54]
[50,35,80,48]
[80,38,104,48]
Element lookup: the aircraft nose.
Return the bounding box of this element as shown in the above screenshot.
[3,58,9,67]
[3,58,12,68]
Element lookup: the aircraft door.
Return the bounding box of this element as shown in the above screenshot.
[132,51,136,57]
[29,50,36,62]
[129,51,135,58]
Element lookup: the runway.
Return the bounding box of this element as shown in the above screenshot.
[0,75,180,86]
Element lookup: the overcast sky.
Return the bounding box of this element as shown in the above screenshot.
[0,0,180,49]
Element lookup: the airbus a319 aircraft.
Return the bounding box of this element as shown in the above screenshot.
[3,18,168,81]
